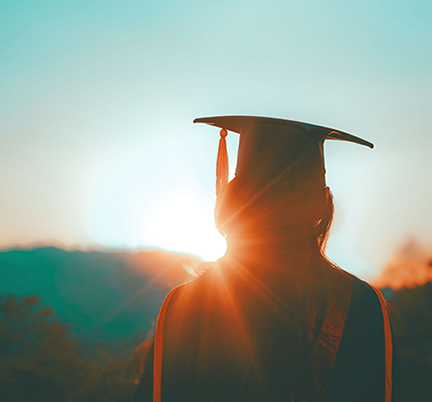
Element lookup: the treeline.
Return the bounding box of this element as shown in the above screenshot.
[0,295,148,401]
[0,247,196,401]
[384,282,432,402]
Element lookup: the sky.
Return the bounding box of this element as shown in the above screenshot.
[1,0,431,280]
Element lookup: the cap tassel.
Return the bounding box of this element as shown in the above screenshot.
[216,128,229,208]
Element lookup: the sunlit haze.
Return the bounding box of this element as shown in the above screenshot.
[1,0,431,279]
[148,195,227,260]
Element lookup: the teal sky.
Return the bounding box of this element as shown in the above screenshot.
[1,0,431,279]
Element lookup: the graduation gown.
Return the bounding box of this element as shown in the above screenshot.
[135,259,394,402]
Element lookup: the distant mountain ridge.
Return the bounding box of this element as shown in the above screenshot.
[0,247,198,341]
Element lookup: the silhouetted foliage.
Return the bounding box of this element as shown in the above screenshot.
[0,247,194,401]
[384,283,432,402]
[0,295,146,401]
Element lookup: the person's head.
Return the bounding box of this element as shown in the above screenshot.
[215,176,334,255]
[194,115,372,255]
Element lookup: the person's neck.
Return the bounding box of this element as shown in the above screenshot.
[224,230,321,265]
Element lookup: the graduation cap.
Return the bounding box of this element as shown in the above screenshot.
[194,115,373,226]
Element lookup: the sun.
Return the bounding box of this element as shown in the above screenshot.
[148,194,227,261]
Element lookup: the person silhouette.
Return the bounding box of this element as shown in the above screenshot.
[135,116,395,402]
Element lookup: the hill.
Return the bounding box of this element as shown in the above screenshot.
[0,247,198,342]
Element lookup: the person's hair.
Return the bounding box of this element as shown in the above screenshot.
[214,178,337,401]
[315,188,334,254]
[215,177,334,254]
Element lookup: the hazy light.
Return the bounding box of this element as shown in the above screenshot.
[148,194,227,261]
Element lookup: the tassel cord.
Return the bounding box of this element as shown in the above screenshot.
[216,128,229,208]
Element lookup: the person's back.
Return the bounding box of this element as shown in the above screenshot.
[325,274,386,402]
[137,250,389,401]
